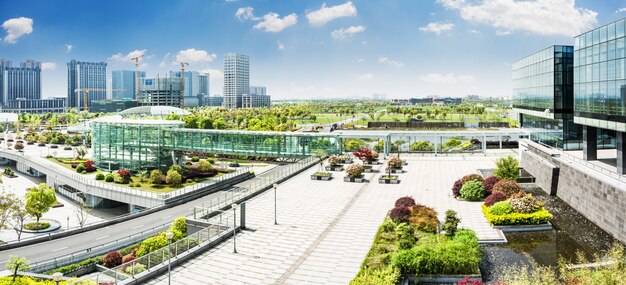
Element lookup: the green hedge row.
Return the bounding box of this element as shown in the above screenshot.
[482,205,553,225]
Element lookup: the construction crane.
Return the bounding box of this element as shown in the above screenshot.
[176,62,189,109]
[74,88,125,111]
[130,55,143,101]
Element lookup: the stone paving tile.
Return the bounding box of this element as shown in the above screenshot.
[149,155,505,285]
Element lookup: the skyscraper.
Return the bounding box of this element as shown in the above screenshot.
[112,70,146,100]
[223,53,249,108]
[1,59,41,105]
[169,71,210,107]
[250,86,266,96]
[139,76,182,107]
[67,60,107,110]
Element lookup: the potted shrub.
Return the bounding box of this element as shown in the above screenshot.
[325,155,343,171]
[344,163,365,183]
[339,154,353,164]
[13,142,24,152]
[353,148,380,165]
[385,156,403,173]
[311,150,333,181]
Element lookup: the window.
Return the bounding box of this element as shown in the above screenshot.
[618,20,626,38]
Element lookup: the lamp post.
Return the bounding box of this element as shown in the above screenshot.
[231,203,238,253]
[66,216,69,230]
[166,231,174,285]
[52,272,63,285]
[273,183,278,225]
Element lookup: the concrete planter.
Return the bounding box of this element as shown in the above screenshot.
[340,159,353,164]
[63,146,72,150]
[364,160,380,165]
[385,167,404,173]
[495,222,553,232]
[37,143,46,147]
[311,174,333,181]
[344,176,365,183]
[229,162,240,167]
[2,173,16,178]
[378,176,400,184]
[50,145,59,149]
[404,271,482,284]
[26,142,34,145]
[325,165,344,171]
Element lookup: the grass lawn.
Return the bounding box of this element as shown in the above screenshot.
[47,157,102,176]
[103,172,224,193]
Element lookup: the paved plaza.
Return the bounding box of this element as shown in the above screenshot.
[149,152,514,285]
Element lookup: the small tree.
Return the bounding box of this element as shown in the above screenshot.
[441,210,461,237]
[6,256,30,282]
[10,199,28,241]
[0,192,19,229]
[150,169,163,185]
[75,146,87,159]
[25,183,56,226]
[75,201,91,228]
[138,170,150,183]
[494,155,520,180]
[313,149,327,173]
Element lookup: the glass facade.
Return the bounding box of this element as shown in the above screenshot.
[574,19,626,124]
[520,114,582,150]
[67,60,107,110]
[513,45,574,112]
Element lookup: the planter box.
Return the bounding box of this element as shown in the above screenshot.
[385,167,404,173]
[229,162,240,167]
[364,160,380,165]
[2,173,16,178]
[63,146,72,150]
[37,143,46,147]
[50,145,59,149]
[325,165,344,171]
[405,271,482,284]
[378,177,400,184]
[310,174,333,181]
[26,142,34,145]
[70,142,81,146]
[343,176,366,183]
[495,222,553,232]
[340,159,353,164]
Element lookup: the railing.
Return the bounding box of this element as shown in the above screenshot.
[193,156,318,217]
[68,211,235,285]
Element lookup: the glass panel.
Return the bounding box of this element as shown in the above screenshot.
[618,20,626,38]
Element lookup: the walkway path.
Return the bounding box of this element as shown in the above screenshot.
[148,154,507,285]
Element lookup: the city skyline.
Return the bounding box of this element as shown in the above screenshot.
[1,0,625,100]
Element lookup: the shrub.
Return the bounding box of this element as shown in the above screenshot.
[460,180,485,201]
[105,173,114,182]
[451,179,463,198]
[125,263,146,275]
[23,222,50,230]
[166,170,182,186]
[492,179,522,197]
[82,170,87,174]
[95,173,105,180]
[353,148,376,161]
[122,254,135,264]
[489,201,513,215]
[509,194,543,214]
[441,210,460,237]
[76,163,85,173]
[484,191,507,207]
[171,217,187,236]
[3,168,14,176]
[409,141,434,152]
[388,206,410,223]
[482,176,500,196]
[117,169,131,182]
[206,158,215,164]
[328,155,341,166]
[443,138,462,148]
[136,233,168,257]
[83,160,95,169]
[387,156,403,169]
[350,266,400,285]
[395,222,415,250]
[169,165,183,174]
[461,174,484,185]
[113,173,126,184]
[197,160,213,172]
[191,156,200,162]
[407,205,438,233]
[394,196,416,208]
[150,169,163,185]
[103,251,123,268]
[483,205,553,225]
[345,163,364,178]
[494,155,520,180]
[13,142,23,151]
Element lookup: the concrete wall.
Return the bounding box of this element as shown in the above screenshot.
[520,149,559,195]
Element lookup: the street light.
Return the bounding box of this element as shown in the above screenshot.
[231,203,238,253]
[66,216,69,230]
[273,183,278,225]
[166,231,174,285]
[52,272,63,285]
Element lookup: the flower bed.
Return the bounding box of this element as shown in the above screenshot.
[24,222,50,231]
[378,175,400,184]
[482,205,553,226]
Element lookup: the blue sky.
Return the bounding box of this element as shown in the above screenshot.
[1,0,626,100]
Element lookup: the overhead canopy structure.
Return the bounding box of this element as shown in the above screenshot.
[118,106,190,117]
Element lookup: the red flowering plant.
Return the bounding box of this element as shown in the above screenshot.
[353,148,376,162]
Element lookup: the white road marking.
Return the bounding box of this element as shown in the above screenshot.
[162,215,172,220]
[51,246,68,252]
[131,224,144,230]
[95,235,109,241]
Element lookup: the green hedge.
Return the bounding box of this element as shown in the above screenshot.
[0,276,75,285]
[482,205,553,225]
[350,266,400,285]
[44,256,103,275]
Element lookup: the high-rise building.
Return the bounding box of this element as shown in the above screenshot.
[0,59,10,104]
[513,45,582,150]
[1,59,41,105]
[250,86,266,96]
[67,60,107,110]
[169,71,209,107]
[112,70,145,100]
[139,76,182,107]
[199,73,209,106]
[223,53,249,108]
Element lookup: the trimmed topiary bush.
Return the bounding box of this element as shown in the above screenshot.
[489,201,513,215]
[197,160,213,172]
[461,173,483,185]
[441,210,460,237]
[346,163,365,178]
[328,155,341,166]
[105,173,114,182]
[484,191,507,207]
[75,163,85,173]
[150,169,163,185]
[459,180,485,201]
[103,251,123,268]
[394,196,416,208]
[509,194,543,214]
[388,206,410,223]
[191,156,200,162]
[451,179,463,198]
[494,155,520,180]
[166,170,182,186]
[482,176,500,196]
[492,179,522,197]
[95,173,105,180]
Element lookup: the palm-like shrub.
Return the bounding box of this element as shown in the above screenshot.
[482,176,500,196]
[394,196,416,208]
[346,163,364,178]
[492,179,522,197]
[387,156,403,169]
[494,156,520,180]
[484,191,507,207]
[509,194,543,213]
[489,201,513,215]
[328,155,341,166]
[461,174,483,185]
[459,180,485,201]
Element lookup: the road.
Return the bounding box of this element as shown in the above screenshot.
[0,163,290,267]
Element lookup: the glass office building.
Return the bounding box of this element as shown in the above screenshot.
[574,18,626,172]
[513,45,582,149]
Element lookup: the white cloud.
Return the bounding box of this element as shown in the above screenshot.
[331,25,366,39]
[419,22,455,35]
[357,73,373,81]
[176,48,217,63]
[201,68,223,79]
[109,49,148,62]
[41,62,56,70]
[254,12,297,33]
[2,17,33,43]
[277,41,285,50]
[617,8,626,13]
[235,7,258,20]
[496,30,511,36]
[65,44,73,53]
[437,0,597,37]
[357,58,364,63]
[306,2,357,26]
[468,29,481,34]
[378,57,404,67]
[420,73,475,84]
